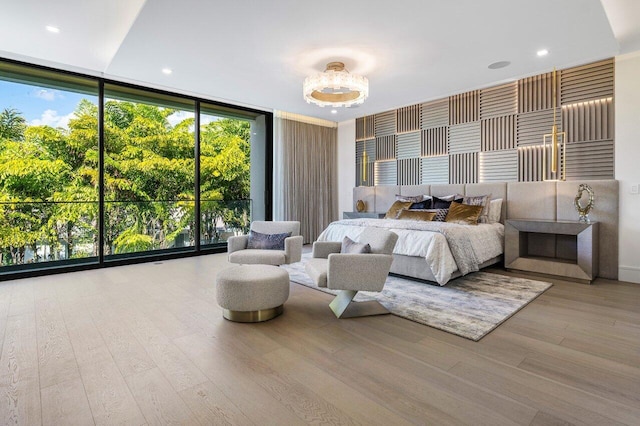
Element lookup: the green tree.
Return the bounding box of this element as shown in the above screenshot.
[0,108,27,141]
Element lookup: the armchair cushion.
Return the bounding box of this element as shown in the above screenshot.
[247,230,291,250]
[341,236,371,254]
[228,249,286,266]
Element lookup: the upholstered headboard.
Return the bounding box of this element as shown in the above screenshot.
[352,180,619,279]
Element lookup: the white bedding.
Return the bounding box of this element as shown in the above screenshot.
[317,218,504,285]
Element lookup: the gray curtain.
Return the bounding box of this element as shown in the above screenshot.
[281,118,338,243]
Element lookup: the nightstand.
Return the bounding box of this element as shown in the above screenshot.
[343,212,386,219]
[505,219,599,283]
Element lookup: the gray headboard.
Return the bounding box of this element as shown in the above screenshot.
[352,180,619,279]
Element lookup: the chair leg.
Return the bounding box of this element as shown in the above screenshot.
[329,290,390,319]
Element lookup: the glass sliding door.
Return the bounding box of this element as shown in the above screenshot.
[0,62,99,271]
[103,84,196,259]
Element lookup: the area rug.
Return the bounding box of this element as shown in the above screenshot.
[282,255,552,341]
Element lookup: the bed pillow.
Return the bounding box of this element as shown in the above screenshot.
[341,236,371,254]
[488,198,503,223]
[462,194,492,223]
[397,209,437,221]
[445,202,483,225]
[385,200,413,219]
[432,195,463,209]
[395,194,424,203]
[246,230,291,250]
[416,208,449,221]
[409,197,432,210]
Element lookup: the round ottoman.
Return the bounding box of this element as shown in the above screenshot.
[216,264,290,322]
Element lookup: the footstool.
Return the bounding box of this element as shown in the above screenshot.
[216,264,290,322]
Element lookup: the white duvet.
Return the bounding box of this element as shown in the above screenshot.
[317,219,504,285]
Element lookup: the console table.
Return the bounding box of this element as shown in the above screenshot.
[505,219,599,283]
[343,212,385,219]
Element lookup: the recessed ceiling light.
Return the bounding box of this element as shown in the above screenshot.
[161,68,172,75]
[331,109,338,114]
[488,61,511,70]
[537,49,549,57]
[45,25,60,33]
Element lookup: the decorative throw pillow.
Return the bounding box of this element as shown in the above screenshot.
[385,200,413,219]
[432,195,463,209]
[397,209,437,221]
[341,236,371,254]
[462,194,492,223]
[395,194,424,203]
[246,230,291,250]
[445,202,483,225]
[409,197,432,210]
[488,198,503,223]
[418,208,449,222]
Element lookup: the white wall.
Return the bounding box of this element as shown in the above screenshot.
[615,51,640,283]
[337,119,356,216]
[335,52,640,283]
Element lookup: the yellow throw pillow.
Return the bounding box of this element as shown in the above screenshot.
[445,201,483,225]
[385,200,413,219]
[397,209,437,221]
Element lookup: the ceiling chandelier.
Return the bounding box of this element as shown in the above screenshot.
[303,62,369,108]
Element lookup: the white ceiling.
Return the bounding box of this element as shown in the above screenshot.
[0,0,637,122]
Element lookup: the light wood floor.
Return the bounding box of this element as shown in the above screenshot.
[0,253,639,426]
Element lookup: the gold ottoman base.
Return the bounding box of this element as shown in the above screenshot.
[222,305,283,323]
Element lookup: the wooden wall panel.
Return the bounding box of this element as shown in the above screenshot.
[356,138,376,162]
[396,131,421,160]
[421,99,449,129]
[517,109,558,147]
[449,152,478,184]
[480,82,518,119]
[355,115,375,140]
[481,115,516,151]
[561,58,614,105]
[449,90,479,125]
[375,135,396,161]
[449,121,481,154]
[518,71,558,113]
[375,161,397,186]
[421,127,448,157]
[374,111,396,137]
[565,140,614,180]
[397,104,421,133]
[356,160,375,187]
[421,156,449,184]
[562,97,613,142]
[480,150,518,182]
[397,158,421,185]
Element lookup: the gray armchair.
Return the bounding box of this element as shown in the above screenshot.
[305,228,398,318]
[228,221,303,266]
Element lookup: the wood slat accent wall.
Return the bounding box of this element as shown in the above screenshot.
[375,135,396,161]
[397,158,421,185]
[421,127,448,157]
[450,152,478,184]
[482,115,516,151]
[421,99,449,129]
[396,104,421,133]
[449,90,479,125]
[357,58,614,186]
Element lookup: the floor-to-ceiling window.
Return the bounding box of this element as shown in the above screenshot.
[0,62,99,270]
[0,59,271,278]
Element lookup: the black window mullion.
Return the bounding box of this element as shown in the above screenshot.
[98,80,105,265]
[195,101,201,252]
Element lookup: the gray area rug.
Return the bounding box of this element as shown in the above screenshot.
[282,255,552,341]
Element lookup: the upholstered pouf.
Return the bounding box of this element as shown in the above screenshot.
[216,264,290,322]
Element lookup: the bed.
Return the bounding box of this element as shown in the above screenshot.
[317,217,504,286]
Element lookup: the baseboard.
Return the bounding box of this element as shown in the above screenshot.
[618,266,640,284]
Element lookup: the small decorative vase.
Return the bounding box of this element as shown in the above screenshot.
[574,184,595,223]
[356,200,366,213]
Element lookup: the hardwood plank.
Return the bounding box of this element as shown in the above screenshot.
[41,378,93,426]
[0,313,41,426]
[125,367,199,426]
[35,298,80,388]
[8,282,34,317]
[178,381,254,426]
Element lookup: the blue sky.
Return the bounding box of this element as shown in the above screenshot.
[0,80,93,129]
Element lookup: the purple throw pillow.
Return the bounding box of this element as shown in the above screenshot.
[246,230,291,250]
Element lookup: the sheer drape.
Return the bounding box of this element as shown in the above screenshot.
[274,117,338,243]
